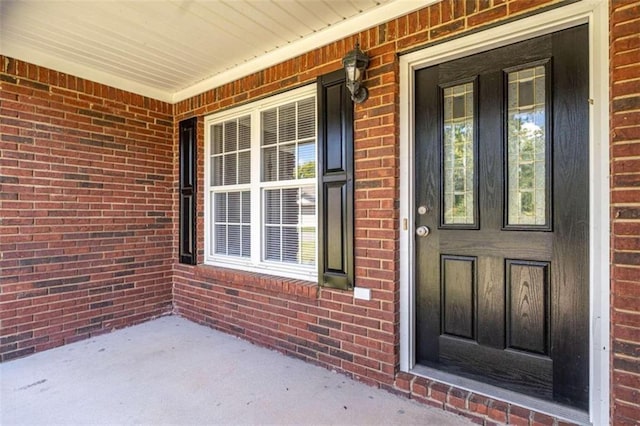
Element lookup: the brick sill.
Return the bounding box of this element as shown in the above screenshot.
[409,364,589,425]
[194,264,318,299]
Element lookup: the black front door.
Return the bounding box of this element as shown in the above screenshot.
[414,25,589,410]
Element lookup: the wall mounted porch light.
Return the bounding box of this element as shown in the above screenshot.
[342,42,370,104]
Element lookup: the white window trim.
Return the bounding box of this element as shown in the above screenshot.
[399,1,609,424]
[204,84,318,282]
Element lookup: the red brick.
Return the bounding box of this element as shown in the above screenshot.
[508,0,557,15]
[509,405,532,425]
[467,393,489,416]
[430,382,450,402]
[394,372,413,391]
[447,387,468,410]
[411,377,431,398]
[468,4,507,27]
[487,400,509,423]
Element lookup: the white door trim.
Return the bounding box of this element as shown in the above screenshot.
[398,1,609,424]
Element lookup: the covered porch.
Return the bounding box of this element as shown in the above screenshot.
[1,315,469,425]
[1,0,638,424]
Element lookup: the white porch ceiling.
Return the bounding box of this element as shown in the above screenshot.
[0,0,428,103]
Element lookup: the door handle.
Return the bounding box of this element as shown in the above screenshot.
[416,225,430,237]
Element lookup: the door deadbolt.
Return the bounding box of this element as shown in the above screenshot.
[415,226,430,237]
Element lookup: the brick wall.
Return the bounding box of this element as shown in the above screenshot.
[610,1,640,424]
[0,57,174,361]
[173,0,576,424]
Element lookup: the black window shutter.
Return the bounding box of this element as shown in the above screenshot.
[317,69,354,290]
[179,117,197,265]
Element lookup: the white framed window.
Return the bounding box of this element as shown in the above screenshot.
[204,85,317,280]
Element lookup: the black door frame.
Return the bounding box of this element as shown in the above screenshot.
[398,2,609,424]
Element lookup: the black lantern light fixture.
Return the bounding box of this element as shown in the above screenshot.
[342,42,370,104]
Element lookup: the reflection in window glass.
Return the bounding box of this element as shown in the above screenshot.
[264,186,315,265]
[261,99,316,182]
[211,116,252,258]
[211,116,251,186]
[507,66,547,226]
[260,97,316,266]
[443,82,475,225]
[213,191,251,257]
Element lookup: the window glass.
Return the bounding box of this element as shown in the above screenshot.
[212,191,251,257]
[211,116,251,187]
[506,65,547,226]
[443,82,475,225]
[261,99,316,182]
[206,86,317,279]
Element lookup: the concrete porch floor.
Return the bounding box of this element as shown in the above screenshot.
[1,315,470,425]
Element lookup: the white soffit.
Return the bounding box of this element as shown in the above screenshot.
[0,0,430,103]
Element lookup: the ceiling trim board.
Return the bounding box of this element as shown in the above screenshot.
[171,0,435,103]
[1,0,435,104]
[1,43,173,103]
